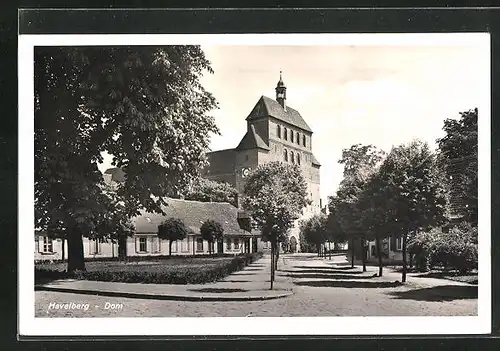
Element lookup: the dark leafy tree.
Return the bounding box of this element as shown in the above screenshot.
[158,217,189,258]
[242,161,308,289]
[376,140,447,282]
[200,219,224,256]
[35,46,218,272]
[300,214,328,257]
[185,178,238,207]
[334,144,385,271]
[437,108,478,225]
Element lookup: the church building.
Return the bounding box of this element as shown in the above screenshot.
[202,73,322,252]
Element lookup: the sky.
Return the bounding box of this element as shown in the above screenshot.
[98,40,488,203]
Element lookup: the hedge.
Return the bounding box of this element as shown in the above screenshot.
[408,222,478,273]
[35,252,263,285]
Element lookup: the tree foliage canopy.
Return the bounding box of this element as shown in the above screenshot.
[436,108,478,224]
[35,45,218,230]
[157,217,189,242]
[185,178,238,207]
[200,219,224,244]
[242,161,308,241]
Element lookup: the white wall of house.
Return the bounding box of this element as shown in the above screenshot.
[35,234,257,261]
[366,236,405,261]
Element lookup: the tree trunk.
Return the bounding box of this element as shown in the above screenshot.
[270,240,275,290]
[329,242,331,260]
[360,237,366,272]
[275,243,279,271]
[351,238,355,268]
[169,240,173,258]
[375,235,383,277]
[409,253,413,269]
[402,232,408,283]
[67,229,85,273]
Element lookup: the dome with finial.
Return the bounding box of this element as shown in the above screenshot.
[276,70,286,88]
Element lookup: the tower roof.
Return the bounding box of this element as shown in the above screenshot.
[236,125,270,151]
[276,70,286,88]
[246,96,313,133]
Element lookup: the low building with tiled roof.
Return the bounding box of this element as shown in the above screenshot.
[34,175,261,261]
[202,72,322,253]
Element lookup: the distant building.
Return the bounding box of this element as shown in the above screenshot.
[202,73,322,252]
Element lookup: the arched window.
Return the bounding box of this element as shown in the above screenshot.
[284,128,288,141]
[277,125,281,138]
[283,148,288,162]
[297,153,301,165]
[290,131,294,143]
[290,151,294,164]
[296,132,300,144]
[302,135,306,147]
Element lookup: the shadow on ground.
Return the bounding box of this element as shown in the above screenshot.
[292,265,356,271]
[412,272,478,285]
[285,269,364,275]
[294,280,402,288]
[242,268,264,271]
[223,280,253,283]
[286,273,376,280]
[189,288,249,293]
[389,285,478,301]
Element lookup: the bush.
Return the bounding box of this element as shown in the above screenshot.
[35,252,264,284]
[408,223,477,273]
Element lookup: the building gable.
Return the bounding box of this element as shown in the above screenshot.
[246,96,313,133]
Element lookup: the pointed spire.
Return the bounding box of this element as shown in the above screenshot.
[275,71,287,109]
[277,70,286,88]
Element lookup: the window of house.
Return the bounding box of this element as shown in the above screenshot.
[181,238,188,252]
[89,239,101,255]
[296,132,300,144]
[196,238,204,252]
[396,237,403,251]
[39,236,53,253]
[226,238,232,250]
[277,125,281,138]
[303,135,306,147]
[297,153,301,165]
[284,128,288,141]
[283,149,288,162]
[151,236,161,253]
[290,131,294,143]
[138,237,147,252]
[234,239,240,250]
[290,151,294,164]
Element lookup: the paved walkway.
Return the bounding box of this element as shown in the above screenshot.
[36,254,293,301]
[36,253,477,317]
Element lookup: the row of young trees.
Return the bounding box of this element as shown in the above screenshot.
[157,218,224,257]
[299,108,478,282]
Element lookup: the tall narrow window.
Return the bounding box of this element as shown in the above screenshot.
[40,237,53,253]
[284,128,288,141]
[297,153,301,165]
[283,149,288,162]
[290,131,294,143]
[138,237,147,252]
[276,125,281,138]
[290,151,295,164]
[296,132,300,144]
[196,238,204,252]
[302,135,306,147]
